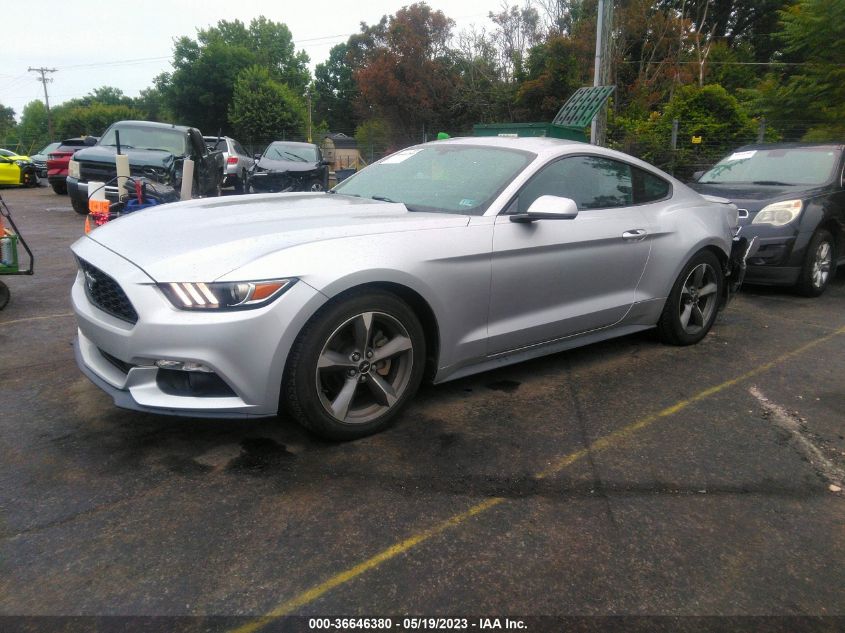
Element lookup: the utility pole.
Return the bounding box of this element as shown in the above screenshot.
[28,67,57,140]
[590,0,612,145]
[306,87,312,143]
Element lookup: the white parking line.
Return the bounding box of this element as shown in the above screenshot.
[749,386,844,491]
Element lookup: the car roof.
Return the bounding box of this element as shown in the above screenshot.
[736,142,844,151]
[432,136,674,178]
[110,120,192,133]
[267,140,317,148]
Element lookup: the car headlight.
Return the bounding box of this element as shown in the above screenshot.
[14,159,29,167]
[752,199,803,226]
[158,279,295,310]
[68,159,80,179]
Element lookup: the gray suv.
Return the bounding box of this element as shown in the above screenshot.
[204,136,254,193]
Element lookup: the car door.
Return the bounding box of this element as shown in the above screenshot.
[488,154,652,354]
[0,157,18,185]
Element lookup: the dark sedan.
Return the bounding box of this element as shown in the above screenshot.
[691,143,845,296]
[247,141,329,193]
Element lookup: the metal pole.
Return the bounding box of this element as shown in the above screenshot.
[758,116,766,143]
[590,0,605,145]
[671,118,679,176]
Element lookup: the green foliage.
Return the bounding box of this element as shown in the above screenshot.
[228,66,306,144]
[313,43,357,134]
[515,35,581,120]
[16,101,50,149]
[761,0,845,140]
[55,103,143,139]
[160,17,309,134]
[0,103,15,139]
[609,84,759,177]
[355,118,393,161]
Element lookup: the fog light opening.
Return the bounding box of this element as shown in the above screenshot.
[154,359,214,373]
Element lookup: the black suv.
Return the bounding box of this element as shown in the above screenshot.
[691,143,845,296]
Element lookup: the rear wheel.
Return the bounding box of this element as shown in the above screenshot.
[51,182,68,195]
[795,229,835,297]
[283,291,425,440]
[657,250,723,346]
[233,170,245,193]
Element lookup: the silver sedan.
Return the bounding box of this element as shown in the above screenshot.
[71,137,749,439]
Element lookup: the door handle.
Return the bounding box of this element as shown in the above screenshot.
[622,229,647,241]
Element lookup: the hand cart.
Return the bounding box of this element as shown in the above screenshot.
[0,192,35,310]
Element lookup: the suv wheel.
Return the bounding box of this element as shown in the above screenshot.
[796,229,835,297]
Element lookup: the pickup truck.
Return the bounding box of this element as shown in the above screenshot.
[67,120,224,215]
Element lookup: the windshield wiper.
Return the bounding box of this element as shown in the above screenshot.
[104,143,134,149]
[751,180,794,186]
[371,195,398,203]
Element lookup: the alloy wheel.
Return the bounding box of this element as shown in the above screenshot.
[315,311,414,424]
[678,262,719,335]
[811,240,832,289]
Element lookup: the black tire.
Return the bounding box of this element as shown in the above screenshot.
[657,250,724,346]
[51,182,68,195]
[21,168,38,188]
[71,196,88,215]
[308,179,324,192]
[795,228,836,297]
[233,171,245,193]
[0,280,9,310]
[283,290,426,440]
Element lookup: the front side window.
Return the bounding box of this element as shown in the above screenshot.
[516,155,633,213]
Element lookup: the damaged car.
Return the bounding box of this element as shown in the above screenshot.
[247,141,329,193]
[71,137,752,441]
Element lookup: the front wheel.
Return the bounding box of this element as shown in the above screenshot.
[21,168,39,188]
[51,182,68,195]
[283,291,426,440]
[795,229,835,297]
[71,196,88,215]
[657,250,724,346]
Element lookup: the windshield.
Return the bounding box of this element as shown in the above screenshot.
[264,142,317,162]
[700,147,841,186]
[99,125,187,155]
[37,142,60,156]
[0,149,15,157]
[333,144,536,215]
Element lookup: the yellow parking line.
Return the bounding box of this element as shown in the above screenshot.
[0,312,74,327]
[232,326,845,631]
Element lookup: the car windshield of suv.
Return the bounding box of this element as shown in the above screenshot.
[332,144,536,215]
[37,142,60,156]
[700,146,841,186]
[264,143,316,163]
[99,125,187,156]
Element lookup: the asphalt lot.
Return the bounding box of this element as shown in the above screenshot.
[1,184,844,631]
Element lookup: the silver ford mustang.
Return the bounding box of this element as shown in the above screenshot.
[71,137,749,439]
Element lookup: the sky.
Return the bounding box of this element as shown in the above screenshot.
[1,0,503,121]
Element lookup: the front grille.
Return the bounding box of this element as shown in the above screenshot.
[78,259,138,324]
[79,161,117,183]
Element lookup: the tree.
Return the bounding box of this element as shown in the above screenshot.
[487,2,542,82]
[16,101,50,150]
[763,0,845,140]
[55,103,142,139]
[515,35,581,120]
[228,65,307,145]
[160,17,309,134]
[351,3,459,145]
[0,104,15,141]
[313,43,357,133]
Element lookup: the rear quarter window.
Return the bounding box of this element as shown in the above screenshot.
[632,167,671,203]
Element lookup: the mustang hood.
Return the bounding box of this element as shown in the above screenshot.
[83,193,470,282]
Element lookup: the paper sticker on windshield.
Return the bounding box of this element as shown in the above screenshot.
[381,149,423,164]
[459,199,476,208]
[727,150,756,161]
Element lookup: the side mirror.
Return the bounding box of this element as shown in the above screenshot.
[691,170,704,182]
[320,160,332,166]
[253,153,262,160]
[510,195,579,223]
